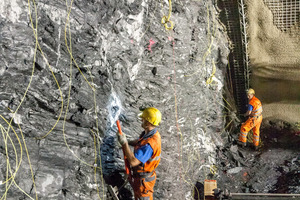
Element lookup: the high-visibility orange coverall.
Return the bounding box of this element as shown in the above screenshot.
[132,131,161,200]
[239,96,263,147]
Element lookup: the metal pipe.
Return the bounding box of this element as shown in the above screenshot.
[232,193,300,196]
[230,192,300,200]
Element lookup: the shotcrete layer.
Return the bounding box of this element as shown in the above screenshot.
[245,0,300,123]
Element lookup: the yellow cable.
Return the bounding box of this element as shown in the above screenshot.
[161,0,174,30]
[0,124,22,175]
[62,0,102,170]
[12,179,35,200]
[5,153,34,200]
[206,59,216,85]
[86,40,104,199]
[93,132,101,200]
[170,32,201,200]
[64,0,94,91]
[0,2,41,196]
[62,30,93,167]
[166,3,225,198]
[0,0,104,198]
[167,6,220,196]
[18,123,38,199]
[140,0,159,39]
[0,121,22,185]
[3,108,38,199]
[0,122,22,200]
[3,0,39,147]
[185,4,217,80]
[7,107,37,198]
[219,119,233,136]
[4,150,9,200]
[3,149,34,200]
[2,1,229,199]
[90,76,105,199]
[222,95,233,109]
[216,101,231,113]
[27,0,64,140]
[63,2,105,199]
[0,125,9,200]
[0,0,58,197]
[63,8,105,200]
[226,56,234,94]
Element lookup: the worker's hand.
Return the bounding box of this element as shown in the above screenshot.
[117,132,128,146]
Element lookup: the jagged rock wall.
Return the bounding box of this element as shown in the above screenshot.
[0,0,229,199]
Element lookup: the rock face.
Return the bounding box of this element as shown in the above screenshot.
[0,0,229,199]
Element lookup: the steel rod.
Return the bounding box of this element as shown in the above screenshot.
[232,193,300,197]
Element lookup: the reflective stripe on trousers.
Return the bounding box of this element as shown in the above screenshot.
[133,171,156,200]
[239,131,248,143]
[137,197,150,200]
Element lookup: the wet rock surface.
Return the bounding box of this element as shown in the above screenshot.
[0,0,229,199]
[1,0,299,200]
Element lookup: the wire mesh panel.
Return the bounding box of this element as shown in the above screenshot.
[218,0,249,114]
[263,0,300,33]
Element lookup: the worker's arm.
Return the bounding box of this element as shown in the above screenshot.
[117,133,152,167]
[122,143,141,167]
[244,104,253,117]
[244,110,252,117]
[128,139,139,146]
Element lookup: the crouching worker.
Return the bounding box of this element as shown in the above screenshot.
[117,107,162,200]
[238,88,263,150]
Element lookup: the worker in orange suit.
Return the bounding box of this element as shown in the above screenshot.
[238,88,263,150]
[117,107,162,200]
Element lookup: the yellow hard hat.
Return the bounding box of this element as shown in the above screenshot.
[139,107,162,126]
[247,88,255,95]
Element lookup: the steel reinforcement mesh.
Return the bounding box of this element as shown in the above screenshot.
[263,0,300,33]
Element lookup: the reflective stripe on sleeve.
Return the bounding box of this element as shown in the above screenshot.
[252,107,262,112]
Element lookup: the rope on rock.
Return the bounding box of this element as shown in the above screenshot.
[206,59,216,85]
[0,117,24,199]
[184,4,215,79]
[166,2,227,199]
[0,0,40,189]
[0,0,105,199]
[64,0,105,198]
[140,0,159,39]
[161,0,174,30]
[28,0,64,140]
[0,0,238,199]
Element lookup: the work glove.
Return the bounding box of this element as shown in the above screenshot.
[117,132,128,146]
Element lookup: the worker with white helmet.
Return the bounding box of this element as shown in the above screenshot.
[117,107,162,200]
[238,88,263,150]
